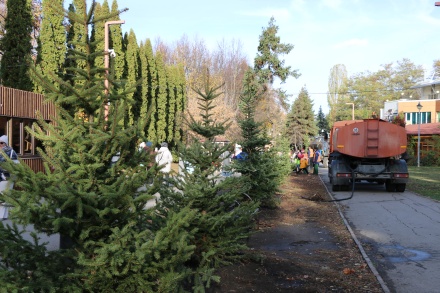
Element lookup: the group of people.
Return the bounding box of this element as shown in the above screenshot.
[139,141,173,175]
[291,146,323,175]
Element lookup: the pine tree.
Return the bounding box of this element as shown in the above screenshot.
[0,2,196,291]
[156,75,258,291]
[0,0,34,90]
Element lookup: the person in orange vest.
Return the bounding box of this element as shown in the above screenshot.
[297,153,309,175]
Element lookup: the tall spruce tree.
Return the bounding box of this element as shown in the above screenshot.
[316,105,329,134]
[0,2,197,291]
[254,16,300,111]
[233,17,297,208]
[234,69,281,208]
[286,86,318,149]
[156,75,258,291]
[0,0,34,90]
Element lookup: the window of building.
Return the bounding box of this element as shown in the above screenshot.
[0,116,8,136]
[1,118,43,157]
[404,112,431,124]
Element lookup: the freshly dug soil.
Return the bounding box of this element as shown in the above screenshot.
[208,173,383,292]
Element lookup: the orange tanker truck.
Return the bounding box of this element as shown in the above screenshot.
[328,118,409,192]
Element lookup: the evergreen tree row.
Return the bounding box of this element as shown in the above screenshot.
[1,0,186,147]
[0,2,293,292]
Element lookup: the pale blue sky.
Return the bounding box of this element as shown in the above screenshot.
[98,0,440,114]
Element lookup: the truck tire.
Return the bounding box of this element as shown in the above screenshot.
[385,180,396,192]
[332,184,340,191]
[396,183,406,192]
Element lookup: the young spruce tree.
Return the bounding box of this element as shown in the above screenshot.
[156,74,259,291]
[233,69,282,208]
[0,2,196,292]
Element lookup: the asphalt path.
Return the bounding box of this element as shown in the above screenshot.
[318,167,440,293]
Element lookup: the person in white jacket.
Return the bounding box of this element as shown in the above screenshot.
[155,142,173,174]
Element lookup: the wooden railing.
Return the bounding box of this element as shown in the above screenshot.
[21,157,45,173]
[0,86,56,173]
[0,86,56,120]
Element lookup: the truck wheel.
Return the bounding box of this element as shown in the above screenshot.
[385,181,396,192]
[332,184,340,191]
[396,184,406,192]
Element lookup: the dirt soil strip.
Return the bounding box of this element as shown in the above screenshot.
[208,173,385,293]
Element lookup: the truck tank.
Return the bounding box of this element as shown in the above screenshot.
[328,119,409,192]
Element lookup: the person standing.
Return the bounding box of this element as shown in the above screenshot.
[313,148,320,175]
[308,146,314,172]
[155,142,173,180]
[0,135,19,219]
[141,141,155,168]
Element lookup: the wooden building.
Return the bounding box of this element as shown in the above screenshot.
[0,86,56,172]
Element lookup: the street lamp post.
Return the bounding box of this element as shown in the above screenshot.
[417,102,423,167]
[104,20,125,120]
[346,103,354,120]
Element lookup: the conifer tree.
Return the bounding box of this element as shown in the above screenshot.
[0,2,196,291]
[156,75,258,291]
[139,39,157,141]
[155,51,168,143]
[125,29,141,126]
[173,63,187,143]
[35,0,65,93]
[286,86,318,148]
[109,0,125,82]
[234,69,281,207]
[316,105,329,134]
[91,2,105,69]
[70,0,87,86]
[166,65,177,144]
[0,0,34,90]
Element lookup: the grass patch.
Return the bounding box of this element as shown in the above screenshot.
[407,166,440,201]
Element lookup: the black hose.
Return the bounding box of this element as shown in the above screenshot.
[325,168,355,202]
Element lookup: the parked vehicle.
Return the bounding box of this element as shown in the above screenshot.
[328,119,409,192]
